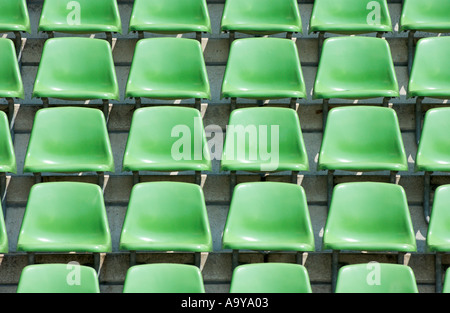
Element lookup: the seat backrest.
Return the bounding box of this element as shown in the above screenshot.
[0,38,25,100]
[0,0,30,33]
[400,0,450,32]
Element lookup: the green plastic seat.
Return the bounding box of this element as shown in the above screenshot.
[427,185,450,252]
[415,108,450,172]
[221,0,302,35]
[0,111,16,174]
[125,38,210,100]
[23,107,114,174]
[400,0,450,33]
[221,38,307,100]
[119,182,212,252]
[324,182,416,252]
[335,263,418,293]
[123,264,205,293]
[408,37,450,99]
[17,182,112,253]
[229,263,312,293]
[122,106,211,173]
[309,0,393,35]
[0,202,8,254]
[17,264,100,293]
[222,182,315,252]
[0,38,24,100]
[318,106,408,172]
[32,37,119,102]
[313,36,399,100]
[38,0,122,34]
[0,0,31,33]
[221,107,309,173]
[443,268,450,293]
[129,0,211,35]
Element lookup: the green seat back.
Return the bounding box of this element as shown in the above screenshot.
[0,111,16,174]
[400,0,450,33]
[427,185,450,252]
[119,182,212,252]
[0,38,24,99]
[222,182,315,252]
[0,0,30,33]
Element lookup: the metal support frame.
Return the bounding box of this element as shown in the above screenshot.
[129,251,201,268]
[13,31,22,55]
[34,173,42,184]
[0,173,6,221]
[290,98,297,110]
[229,31,235,49]
[318,32,325,57]
[27,252,102,273]
[286,32,293,40]
[42,97,49,108]
[436,252,443,293]
[322,99,329,132]
[97,171,105,190]
[415,96,424,146]
[46,31,55,39]
[132,171,140,185]
[129,250,137,267]
[326,170,334,210]
[423,171,432,224]
[196,32,202,44]
[135,97,141,110]
[102,99,109,120]
[105,32,113,46]
[230,97,237,111]
[390,171,398,184]
[291,171,299,185]
[195,171,202,186]
[382,97,390,107]
[407,31,416,76]
[6,98,14,125]
[331,250,340,292]
[195,98,201,111]
[376,31,384,38]
[138,31,144,40]
[230,171,237,198]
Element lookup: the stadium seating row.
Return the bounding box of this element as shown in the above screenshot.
[18,262,450,293]
[1,0,449,38]
[1,178,450,291]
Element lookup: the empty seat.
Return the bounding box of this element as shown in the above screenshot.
[0,111,16,174]
[0,38,24,120]
[221,107,309,174]
[335,263,418,293]
[319,106,408,206]
[0,0,30,49]
[222,182,315,269]
[122,106,211,178]
[32,37,120,104]
[125,38,210,108]
[400,0,450,74]
[324,182,416,290]
[0,202,7,254]
[17,182,112,253]
[400,0,450,33]
[38,0,122,39]
[119,182,212,261]
[222,38,306,108]
[123,264,205,293]
[221,0,302,37]
[23,107,114,175]
[408,37,450,144]
[314,36,399,101]
[309,0,392,35]
[229,263,312,293]
[443,268,450,293]
[17,264,100,293]
[129,0,211,39]
[415,108,450,223]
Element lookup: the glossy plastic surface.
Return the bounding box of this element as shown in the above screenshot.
[427,185,450,252]
[129,0,211,34]
[17,182,112,253]
[0,203,7,253]
[38,0,122,34]
[221,0,302,35]
[0,39,24,99]
[408,37,450,99]
[119,182,212,252]
[313,37,399,100]
[122,106,211,172]
[221,107,308,172]
[318,106,408,172]
[17,264,100,293]
[0,0,30,33]
[0,111,16,174]
[24,107,114,173]
[323,182,417,252]
[123,264,205,293]
[230,263,312,293]
[32,37,120,101]
[400,0,450,33]
[309,0,392,34]
[222,182,315,251]
[335,263,418,293]
[416,108,450,172]
[125,38,210,100]
[221,38,306,100]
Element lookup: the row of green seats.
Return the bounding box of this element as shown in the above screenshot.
[17,262,435,293]
[1,35,449,137]
[1,0,449,39]
[0,180,449,290]
[7,180,450,293]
